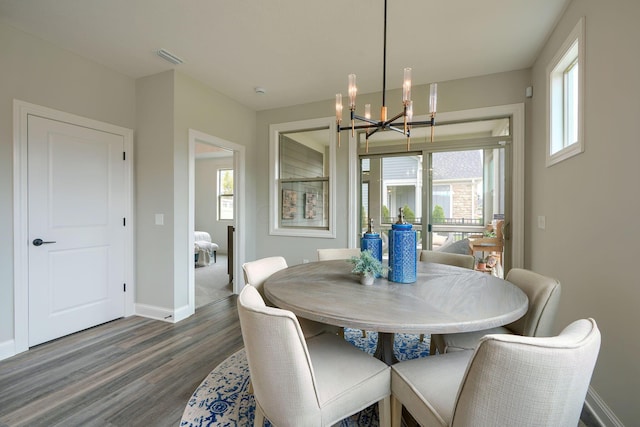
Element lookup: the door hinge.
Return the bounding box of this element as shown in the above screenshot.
[123,283,126,292]
[123,217,126,226]
[123,151,126,160]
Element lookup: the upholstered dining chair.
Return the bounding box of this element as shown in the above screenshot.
[242,256,341,338]
[430,268,561,354]
[317,248,362,261]
[418,250,475,348]
[242,256,288,303]
[391,318,600,427]
[238,285,391,427]
[317,248,367,338]
[418,250,475,269]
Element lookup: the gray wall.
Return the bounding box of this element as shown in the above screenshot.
[528,0,640,424]
[135,71,176,310]
[0,22,136,346]
[135,71,256,313]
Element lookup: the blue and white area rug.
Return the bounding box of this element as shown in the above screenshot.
[180,329,429,427]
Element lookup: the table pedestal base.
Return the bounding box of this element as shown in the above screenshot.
[373,332,399,365]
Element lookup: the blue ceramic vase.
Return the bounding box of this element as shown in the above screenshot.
[361,218,383,276]
[388,209,417,283]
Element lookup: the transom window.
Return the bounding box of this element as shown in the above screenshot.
[547,17,585,166]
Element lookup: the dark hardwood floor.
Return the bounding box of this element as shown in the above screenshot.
[0,296,243,427]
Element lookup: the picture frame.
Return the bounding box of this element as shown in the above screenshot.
[304,192,317,219]
[282,189,297,220]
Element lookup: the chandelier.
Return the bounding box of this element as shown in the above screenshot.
[335,0,438,152]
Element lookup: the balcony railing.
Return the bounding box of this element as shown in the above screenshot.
[379,217,484,226]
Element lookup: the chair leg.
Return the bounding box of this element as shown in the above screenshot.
[391,396,403,427]
[213,251,217,263]
[430,339,437,356]
[419,333,425,342]
[378,396,391,427]
[254,403,265,427]
[361,329,367,338]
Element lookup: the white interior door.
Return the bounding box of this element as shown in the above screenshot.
[28,115,126,346]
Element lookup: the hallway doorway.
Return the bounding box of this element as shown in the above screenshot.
[188,129,246,313]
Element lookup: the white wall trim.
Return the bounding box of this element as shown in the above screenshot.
[347,131,358,248]
[11,100,135,360]
[134,303,175,323]
[189,129,246,297]
[584,386,624,427]
[268,117,337,239]
[173,304,193,323]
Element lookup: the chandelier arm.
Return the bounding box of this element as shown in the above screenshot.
[339,123,383,132]
[385,124,407,134]
[387,118,436,128]
[367,126,383,139]
[352,114,381,126]
[339,120,436,133]
[385,111,405,124]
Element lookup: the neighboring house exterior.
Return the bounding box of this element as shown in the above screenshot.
[365,151,484,225]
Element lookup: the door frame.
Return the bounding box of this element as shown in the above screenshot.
[348,103,525,268]
[12,100,135,357]
[188,129,246,308]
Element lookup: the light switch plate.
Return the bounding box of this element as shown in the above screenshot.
[537,215,546,229]
[155,213,164,225]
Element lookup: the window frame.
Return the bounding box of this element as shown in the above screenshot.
[217,168,234,221]
[546,17,585,167]
[269,117,336,238]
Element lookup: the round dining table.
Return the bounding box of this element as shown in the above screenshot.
[264,259,528,365]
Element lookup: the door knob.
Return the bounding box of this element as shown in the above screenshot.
[33,238,56,246]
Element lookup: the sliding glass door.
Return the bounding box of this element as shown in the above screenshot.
[361,154,424,259]
[358,117,512,271]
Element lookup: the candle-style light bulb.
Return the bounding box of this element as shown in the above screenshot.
[429,83,438,114]
[406,100,413,123]
[403,68,412,104]
[348,74,357,109]
[364,104,371,120]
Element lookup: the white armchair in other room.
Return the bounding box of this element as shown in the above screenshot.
[194,231,219,266]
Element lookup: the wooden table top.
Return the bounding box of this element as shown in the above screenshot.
[264,260,528,335]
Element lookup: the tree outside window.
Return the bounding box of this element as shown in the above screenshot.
[218,169,233,220]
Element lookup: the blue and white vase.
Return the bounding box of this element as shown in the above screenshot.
[361,218,383,277]
[388,208,417,283]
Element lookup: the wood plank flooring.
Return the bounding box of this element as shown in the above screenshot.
[0,296,243,427]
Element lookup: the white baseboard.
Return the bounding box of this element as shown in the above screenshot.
[0,339,17,361]
[134,303,194,324]
[173,304,194,323]
[584,386,624,427]
[134,303,176,323]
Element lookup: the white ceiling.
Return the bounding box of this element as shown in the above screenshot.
[0,0,569,111]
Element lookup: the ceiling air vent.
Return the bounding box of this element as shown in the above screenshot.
[156,48,183,65]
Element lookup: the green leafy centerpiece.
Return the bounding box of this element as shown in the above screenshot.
[349,249,389,285]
